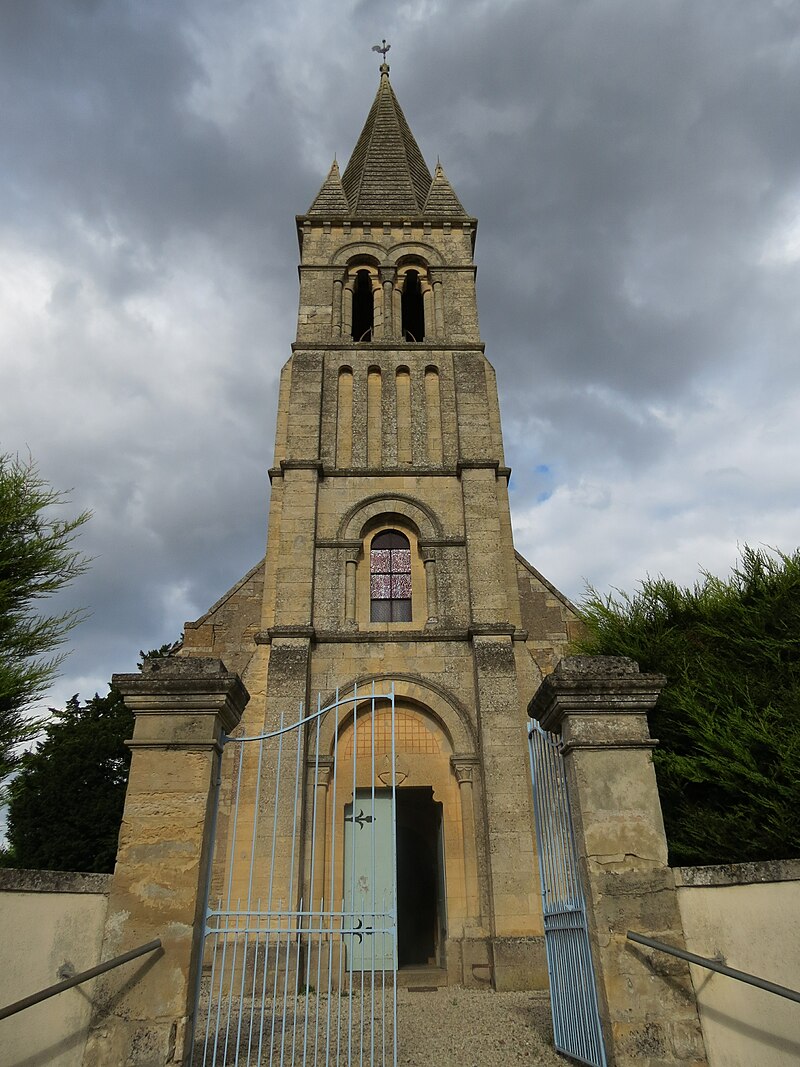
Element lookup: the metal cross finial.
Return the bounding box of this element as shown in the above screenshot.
[371,39,391,72]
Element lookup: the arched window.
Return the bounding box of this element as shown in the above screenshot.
[370,530,412,622]
[352,269,374,341]
[401,269,425,341]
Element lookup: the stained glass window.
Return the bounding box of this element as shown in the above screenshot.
[370,530,412,622]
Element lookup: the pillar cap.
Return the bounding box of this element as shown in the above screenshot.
[112,656,249,737]
[528,656,666,733]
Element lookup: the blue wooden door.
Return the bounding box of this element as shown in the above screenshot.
[344,791,397,971]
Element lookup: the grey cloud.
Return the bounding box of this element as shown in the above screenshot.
[2,0,800,710]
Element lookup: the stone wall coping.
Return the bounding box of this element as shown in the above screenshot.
[675,858,800,888]
[0,868,112,894]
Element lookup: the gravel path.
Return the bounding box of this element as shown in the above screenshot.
[194,984,563,1065]
[397,987,562,1067]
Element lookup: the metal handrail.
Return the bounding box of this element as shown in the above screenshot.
[0,938,162,1021]
[627,931,800,1004]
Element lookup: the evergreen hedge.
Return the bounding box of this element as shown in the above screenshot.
[572,546,800,866]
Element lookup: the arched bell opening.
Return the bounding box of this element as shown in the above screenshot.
[401,269,425,341]
[352,269,374,341]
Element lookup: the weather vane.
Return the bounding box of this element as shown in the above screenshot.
[372,39,391,68]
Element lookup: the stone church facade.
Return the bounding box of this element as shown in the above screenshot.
[179,63,580,991]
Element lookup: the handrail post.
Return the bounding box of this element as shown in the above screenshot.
[82,657,248,1067]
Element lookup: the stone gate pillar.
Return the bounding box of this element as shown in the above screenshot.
[528,656,707,1067]
[83,657,248,1067]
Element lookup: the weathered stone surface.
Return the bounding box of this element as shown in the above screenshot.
[537,660,708,1065]
[82,660,248,1066]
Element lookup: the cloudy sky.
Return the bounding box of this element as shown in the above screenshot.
[3,0,800,710]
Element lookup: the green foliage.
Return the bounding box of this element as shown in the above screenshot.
[1,688,133,872]
[0,453,90,779]
[573,546,800,865]
[0,645,173,873]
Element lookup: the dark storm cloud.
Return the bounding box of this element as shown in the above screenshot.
[2,0,799,703]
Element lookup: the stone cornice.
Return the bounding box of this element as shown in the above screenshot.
[468,622,516,638]
[290,341,486,352]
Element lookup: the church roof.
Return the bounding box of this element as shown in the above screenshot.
[306,67,468,219]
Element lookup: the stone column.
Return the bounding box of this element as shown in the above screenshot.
[83,657,249,1067]
[380,268,395,339]
[304,756,333,910]
[332,279,343,337]
[432,276,444,338]
[528,656,707,1067]
[392,286,402,339]
[344,558,357,623]
[423,285,434,340]
[451,755,481,928]
[423,553,438,624]
[342,283,353,340]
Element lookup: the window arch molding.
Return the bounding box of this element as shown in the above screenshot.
[337,492,443,543]
[311,676,477,759]
[328,241,443,268]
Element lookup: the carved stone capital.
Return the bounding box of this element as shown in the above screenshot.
[307,755,334,787]
[451,754,479,785]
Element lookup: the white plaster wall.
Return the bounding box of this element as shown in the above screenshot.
[0,871,109,1067]
[676,862,800,1067]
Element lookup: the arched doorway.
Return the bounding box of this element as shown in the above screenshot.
[320,696,471,976]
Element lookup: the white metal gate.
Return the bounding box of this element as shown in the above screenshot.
[528,720,607,1067]
[194,684,398,1066]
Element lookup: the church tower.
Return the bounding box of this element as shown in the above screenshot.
[181,59,579,990]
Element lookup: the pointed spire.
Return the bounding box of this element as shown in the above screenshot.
[307,159,351,216]
[423,161,467,217]
[341,71,433,216]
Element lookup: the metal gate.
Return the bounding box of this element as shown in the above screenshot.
[528,720,607,1067]
[193,684,399,1066]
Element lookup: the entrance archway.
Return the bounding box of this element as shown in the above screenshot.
[314,689,479,977]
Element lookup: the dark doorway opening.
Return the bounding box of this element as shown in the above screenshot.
[396,787,444,968]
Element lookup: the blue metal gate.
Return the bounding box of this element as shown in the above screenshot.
[193,684,398,1066]
[528,720,607,1067]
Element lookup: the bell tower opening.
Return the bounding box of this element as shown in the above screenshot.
[352,269,374,341]
[401,269,425,341]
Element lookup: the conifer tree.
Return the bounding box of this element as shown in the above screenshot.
[2,687,133,872]
[0,453,89,779]
[572,546,800,865]
[1,646,173,872]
